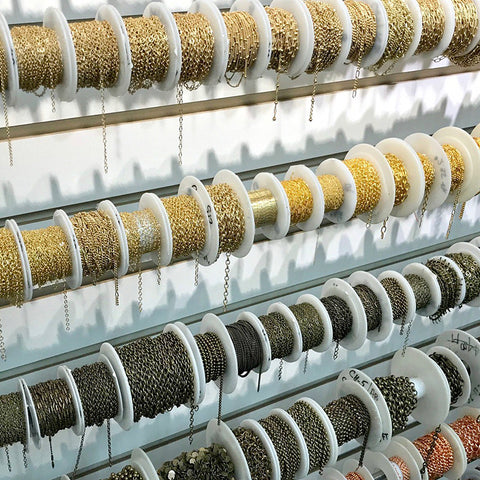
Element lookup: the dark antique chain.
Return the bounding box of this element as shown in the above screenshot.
[233,427,271,480]
[429,352,464,404]
[373,375,417,431]
[194,332,227,383]
[0,392,27,449]
[259,413,300,480]
[259,312,294,360]
[320,296,353,359]
[116,332,194,422]
[353,284,382,331]
[380,277,408,326]
[226,320,263,376]
[289,303,324,351]
[102,465,143,480]
[445,252,480,304]
[404,274,431,310]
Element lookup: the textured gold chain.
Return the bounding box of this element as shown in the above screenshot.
[417,152,435,226]
[385,153,410,206]
[0,46,12,167]
[416,0,446,53]
[445,0,478,58]
[318,174,344,212]
[281,178,315,224]
[0,228,24,306]
[248,189,278,227]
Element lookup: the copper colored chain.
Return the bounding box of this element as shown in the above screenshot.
[413,432,454,480]
[449,415,480,463]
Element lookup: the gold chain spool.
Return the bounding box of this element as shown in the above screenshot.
[443,144,465,192]
[444,0,478,59]
[317,174,344,212]
[415,0,446,54]
[385,153,410,206]
[281,178,315,224]
[248,189,278,227]
[0,228,24,306]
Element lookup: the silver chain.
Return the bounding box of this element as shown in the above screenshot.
[176,84,184,166]
[137,267,143,313]
[63,284,70,332]
[303,350,309,374]
[0,315,6,361]
[223,253,231,312]
[156,251,162,286]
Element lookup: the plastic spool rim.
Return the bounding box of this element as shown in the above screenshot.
[164,323,203,407]
[471,235,480,248]
[189,0,229,84]
[472,122,480,137]
[178,175,220,266]
[337,368,392,450]
[364,450,399,480]
[342,461,375,480]
[345,144,395,224]
[0,13,19,106]
[206,419,251,480]
[430,255,466,306]
[95,5,133,96]
[391,347,451,428]
[57,365,85,436]
[98,352,124,426]
[348,270,393,342]
[130,448,158,480]
[285,165,325,230]
[435,329,480,407]
[270,408,309,479]
[377,270,416,327]
[458,0,480,55]
[429,0,455,57]
[230,0,272,78]
[376,138,425,217]
[53,209,83,289]
[297,293,333,352]
[298,397,339,465]
[360,0,389,67]
[19,378,41,449]
[404,133,451,211]
[237,311,272,374]
[99,342,134,430]
[433,127,480,203]
[322,467,347,480]
[200,313,238,394]
[446,242,480,306]
[385,438,422,480]
[336,379,384,449]
[251,172,290,240]
[213,169,255,257]
[395,436,427,480]
[138,192,173,266]
[270,0,314,78]
[241,419,280,480]
[17,379,30,453]
[439,423,467,480]
[5,219,33,302]
[402,262,441,317]
[427,345,471,407]
[321,278,368,350]
[143,2,182,90]
[267,302,303,362]
[316,158,357,223]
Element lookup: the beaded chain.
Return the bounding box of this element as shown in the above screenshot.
[281,178,315,225]
[371,0,414,72]
[415,0,446,54]
[445,252,480,303]
[444,0,478,59]
[344,158,382,216]
[449,415,480,463]
[429,352,464,404]
[157,444,235,480]
[318,174,344,212]
[103,465,143,480]
[404,273,431,310]
[321,295,353,359]
[248,189,278,227]
[0,227,25,307]
[124,16,170,93]
[259,312,295,359]
[226,320,263,376]
[385,153,410,206]
[194,332,227,383]
[233,427,271,480]
[413,431,454,480]
[289,302,324,351]
[353,284,382,331]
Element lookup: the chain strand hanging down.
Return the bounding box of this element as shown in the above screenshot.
[0,47,12,166]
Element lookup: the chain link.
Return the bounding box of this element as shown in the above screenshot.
[157,251,162,286]
[5,446,11,472]
[446,188,461,239]
[273,71,280,121]
[189,401,199,445]
[0,315,6,361]
[137,267,143,313]
[419,425,441,476]
[50,88,56,114]
[176,84,184,166]
[22,444,28,469]
[278,358,284,380]
[0,49,13,167]
[100,82,108,174]
[107,418,112,467]
[72,432,85,480]
[63,284,70,332]
[223,253,231,312]
[380,218,388,239]
[217,374,224,424]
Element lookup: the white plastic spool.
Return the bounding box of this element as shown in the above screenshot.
[321,278,368,351]
[230,0,272,79]
[377,270,416,327]
[402,262,441,317]
[376,138,425,218]
[53,209,83,289]
[57,366,85,436]
[435,329,480,407]
[297,293,333,352]
[189,0,229,84]
[404,133,451,211]
[336,379,385,450]
[206,419,251,480]
[138,192,173,266]
[427,345,471,407]
[144,3,182,90]
[438,423,468,480]
[237,311,272,374]
[433,127,480,203]
[428,0,455,57]
[17,379,30,453]
[458,0,480,55]
[270,408,309,479]
[164,322,204,407]
[446,242,480,306]
[316,158,357,223]
[95,5,133,96]
[44,8,77,102]
[270,0,315,78]
[241,419,281,480]
[391,347,451,428]
[267,302,302,362]
[337,368,392,450]
[251,172,290,240]
[395,436,427,480]
[364,450,400,480]
[200,313,238,394]
[342,462,376,480]
[430,254,466,306]
[97,350,124,426]
[61,476,71,480]
[471,122,480,138]
[452,405,480,422]
[19,378,41,449]
[348,271,393,342]
[99,342,134,430]
[472,235,480,248]
[298,397,339,465]
[385,438,423,480]
[213,169,255,257]
[97,200,130,277]
[344,144,395,225]
[285,165,324,230]
[178,176,220,266]
[131,448,159,480]
[0,13,19,106]
[322,468,348,480]
[5,219,33,302]
[361,0,389,67]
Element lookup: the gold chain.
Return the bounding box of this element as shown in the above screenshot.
[0,45,12,166]
[445,0,478,58]
[0,228,24,306]
[417,152,435,226]
[385,153,410,206]
[443,144,465,192]
[281,178,315,224]
[318,174,344,212]
[415,0,446,54]
[248,189,278,227]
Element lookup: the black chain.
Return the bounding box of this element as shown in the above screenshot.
[353,285,382,331]
[320,296,353,359]
[429,352,464,404]
[226,320,263,377]
[380,277,408,330]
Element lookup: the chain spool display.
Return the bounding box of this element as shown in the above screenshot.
[402,262,441,316]
[0,13,19,107]
[444,0,479,59]
[449,407,480,464]
[385,437,423,480]
[248,188,278,227]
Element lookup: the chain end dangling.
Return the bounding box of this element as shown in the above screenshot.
[303,350,309,374]
[459,201,466,220]
[107,418,112,468]
[217,374,224,425]
[63,284,71,332]
[176,84,184,166]
[194,252,199,287]
[309,72,319,122]
[223,253,231,313]
[278,358,284,381]
[137,267,143,313]
[380,218,388,240]
[272,72,280,121]
[100,84,108,175]
[157,252,162,286]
